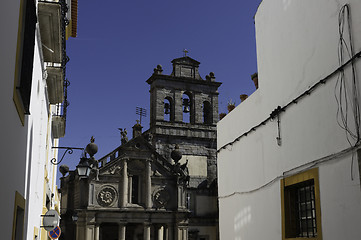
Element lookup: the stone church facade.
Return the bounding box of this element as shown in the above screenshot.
[59,56,221,240]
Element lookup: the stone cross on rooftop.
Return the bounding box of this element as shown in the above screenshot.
[183,49,188,57]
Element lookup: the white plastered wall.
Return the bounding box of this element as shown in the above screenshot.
[24,28,61,240]
[0,1,29,239]
[217,0,361,239]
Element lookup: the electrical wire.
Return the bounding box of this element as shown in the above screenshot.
[335,4,360,180]
[335,4,360,145]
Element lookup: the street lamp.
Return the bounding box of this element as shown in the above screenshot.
[71,212,78,222]
[76,157,91,178]
[76,136,98,178]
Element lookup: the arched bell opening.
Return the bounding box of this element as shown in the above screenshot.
[182,92,192,123]
[164,97,174,122]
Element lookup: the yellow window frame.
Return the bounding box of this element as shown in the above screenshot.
[12,191,26,240]
[13,0,26,125]
[281,167,323,240]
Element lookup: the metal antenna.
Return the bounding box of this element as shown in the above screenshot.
[136,107,146,125]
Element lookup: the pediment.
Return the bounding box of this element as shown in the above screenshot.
[98,136,174,178]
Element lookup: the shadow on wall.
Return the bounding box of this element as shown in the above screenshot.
[234,206,252,240]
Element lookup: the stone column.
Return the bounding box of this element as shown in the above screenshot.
[121,159,128,207]
[164,225,169,240]
[176,226,188,240]
[75,223,82,240]
[94,224,100,240]
[156,225,163,240]
[76,222,87,240]
[183,228,188,240]
[145,159,152,208]
[128,175,133,203]
[178,185,185,209]
[144,223,151,240]
[85,225,96,240]
[118,223,126,240]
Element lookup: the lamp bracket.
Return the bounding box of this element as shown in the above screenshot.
[51,147,84,165]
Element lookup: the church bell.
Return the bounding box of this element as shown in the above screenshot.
[183,99,190,113]
[164,102,170,114]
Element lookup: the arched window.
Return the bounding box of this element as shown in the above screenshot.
[164,97,174,121]
[182,92,191,123]
[203,101,212,124]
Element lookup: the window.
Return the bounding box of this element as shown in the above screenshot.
[281,168,322,240]
[131,175,139,204]
[13,0,37,124]
[12,191,25,240]
[129,175,141,204]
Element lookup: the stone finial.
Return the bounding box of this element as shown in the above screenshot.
[171,144,182,163]
[59,165,69,177]
[240,94,248,102]
[227,100,235,113]
[86,136,98,157]
[153,64,163,75]
[251,72,258,89]
[206,72,216,82]
[219,113,227,120]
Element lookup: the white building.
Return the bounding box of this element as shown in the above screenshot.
[217,0,361,240]
[0,0,77,239]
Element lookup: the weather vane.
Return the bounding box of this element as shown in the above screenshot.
[183,49,189,57]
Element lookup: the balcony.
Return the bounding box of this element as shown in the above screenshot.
[46,67,64,104]
[38,1,62,63]
[52,115,65,138]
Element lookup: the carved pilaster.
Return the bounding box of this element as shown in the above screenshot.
[121,158,128,207]
[145,159,152,208]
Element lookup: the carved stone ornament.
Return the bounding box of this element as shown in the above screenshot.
[42,69,48,80]
[108,165,122,175]
[153,187,170,208]
[97,186,117,207]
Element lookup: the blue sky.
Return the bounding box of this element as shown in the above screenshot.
[57,0,262,179]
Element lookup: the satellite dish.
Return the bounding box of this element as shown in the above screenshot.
[42,210,60,231]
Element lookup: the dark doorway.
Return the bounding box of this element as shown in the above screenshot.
[126,224,144,240]
[100,223,118,240]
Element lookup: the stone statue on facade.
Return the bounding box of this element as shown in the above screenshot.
[118,128,128,145]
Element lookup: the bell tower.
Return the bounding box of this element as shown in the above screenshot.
[146,55,222,182]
